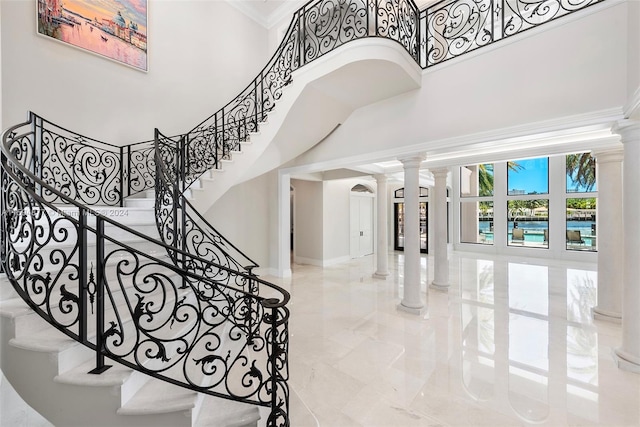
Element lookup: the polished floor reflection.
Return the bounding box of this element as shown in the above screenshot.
[265,252,640,426]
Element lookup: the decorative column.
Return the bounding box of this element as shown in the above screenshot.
[430,167,450,291]
[591,148,623,323]
[398,155,426,315]
[374,174,390,279]
[613,120,640,373]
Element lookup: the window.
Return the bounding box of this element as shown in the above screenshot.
[461,200,494,244]
[566,198,597,251]
[394,187,428,198]
[507,199,549,248]
[508,158,549,195]
[566,153,596,193]
[460,164,494,245]
[351,184,373,193]
[461,164,493,197]
[565,153,597,252]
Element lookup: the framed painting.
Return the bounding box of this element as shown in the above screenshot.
[37,0,148,72]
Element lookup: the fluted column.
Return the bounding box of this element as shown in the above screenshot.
[613,120,640,373]
[374,174,390,279]
[591,148,623,323]
[430,167,450,291]
[398,155,426,315]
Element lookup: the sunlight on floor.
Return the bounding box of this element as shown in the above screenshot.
[265,251,640,427]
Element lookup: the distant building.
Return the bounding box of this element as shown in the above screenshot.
[38,0,62,23]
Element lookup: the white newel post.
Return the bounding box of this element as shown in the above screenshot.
[613,120,640,373]
[398,155,426,315]
[374,174,390,279]
[430,167,450,291]
[591,148,623,323]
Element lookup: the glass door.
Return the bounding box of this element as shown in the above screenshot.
[394,202,428,253]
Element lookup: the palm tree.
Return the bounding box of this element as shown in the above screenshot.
[478,164,494,196]
[567,153,596,191]
[507,199,527,220]
[478,161,522,196]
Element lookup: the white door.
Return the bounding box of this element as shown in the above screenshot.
[350,194,374,258]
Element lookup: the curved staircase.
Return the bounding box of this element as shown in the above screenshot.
[0,0,604,425]
[0,194,263,427]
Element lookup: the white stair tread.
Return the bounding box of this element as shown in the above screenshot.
[9,329,77,353]
[54,359,132,387]
[195,397,260,427]
[0,297,32,318]
[117,378,197,415]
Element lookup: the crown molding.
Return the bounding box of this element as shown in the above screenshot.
[281,107,624,175]
[225,1,302,29]
[625,86,640,120]
[266,2,302,28]
[226,1,270,28]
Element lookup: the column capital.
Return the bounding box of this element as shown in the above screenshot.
[592,147,624,164]
[398,154,425,168]
[612,119,640,142]
[429,167,450,178]
[373,174,388,183]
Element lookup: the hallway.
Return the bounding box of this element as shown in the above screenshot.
[267,252,640,426]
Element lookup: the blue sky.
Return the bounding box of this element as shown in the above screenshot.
[508,158,548,194]
[567,173,597,192]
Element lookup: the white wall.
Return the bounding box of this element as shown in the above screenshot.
[292,178,324,263]
[286,2,629,169]
[289,177,372,266]
[322,179,358,263]
[1,0,270,142]
[204,172,274,269]
[627,0,640,115]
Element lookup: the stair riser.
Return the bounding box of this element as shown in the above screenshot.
[7,222,159,249]
[1,339,141,427]
[10,241,168,273]
[120,370,152,406]
[0,280,19,302]
[30,207,156,225]
[11,276,190,339]
[125,199,155,209]
[56,341,96,374]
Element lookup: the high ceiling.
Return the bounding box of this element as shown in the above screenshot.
[224,0,440,183]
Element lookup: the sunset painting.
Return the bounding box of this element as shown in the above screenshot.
[37,0,148,71]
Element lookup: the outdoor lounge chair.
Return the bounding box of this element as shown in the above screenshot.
[566,230,585,245]
[512,228,525,243]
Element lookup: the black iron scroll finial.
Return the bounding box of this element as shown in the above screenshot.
[86,263,96,314]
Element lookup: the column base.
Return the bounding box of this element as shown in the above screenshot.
[613,348,640,373]
[373,271,390,280]
[397,302,428,317]
[592,306,622,324]
[429,281,450,292]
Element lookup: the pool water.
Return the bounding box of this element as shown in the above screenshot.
[478,221,596,246]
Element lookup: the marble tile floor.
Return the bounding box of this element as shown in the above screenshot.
[265,251,640,427]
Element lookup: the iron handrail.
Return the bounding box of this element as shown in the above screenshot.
[173,0,603,192]
[1,120,290,425]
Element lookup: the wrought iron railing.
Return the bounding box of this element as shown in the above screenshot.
[155,130,258,283]
[0,0,604,425]
[170,0,603,190]
[422,0,604,67]
[22,113,155,206]
[1,115,290,425]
